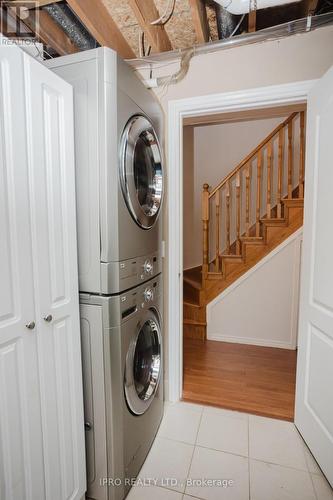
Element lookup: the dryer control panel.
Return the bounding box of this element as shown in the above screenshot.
[101,251,162,294]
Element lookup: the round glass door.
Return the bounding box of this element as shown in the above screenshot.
[124,310,162,415]
[120,115,163,229]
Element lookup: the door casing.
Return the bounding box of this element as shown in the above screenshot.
[166,79,317,402]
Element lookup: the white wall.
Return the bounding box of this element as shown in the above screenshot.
[153,26,333,107]
[207,229,303,349]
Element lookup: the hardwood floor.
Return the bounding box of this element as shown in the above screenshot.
[183,338,297,421]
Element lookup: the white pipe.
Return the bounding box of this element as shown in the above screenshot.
[128,13,333,68]
[212,0,301,15]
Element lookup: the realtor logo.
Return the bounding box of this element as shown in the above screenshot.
[0,1,38,38]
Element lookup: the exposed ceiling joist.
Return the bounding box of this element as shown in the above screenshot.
[188,0,209,43]
[66,0,135,59]
[9,0,62,8]
[248,10,257,32]
[304,0,319,15]
[9,5,79,55]
[128,0,172,53]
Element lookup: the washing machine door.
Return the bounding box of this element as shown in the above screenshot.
[124,309,162,415]
[120,115,163,229]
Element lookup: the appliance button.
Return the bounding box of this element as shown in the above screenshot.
[143,288,154,302]
[143,260,153,274]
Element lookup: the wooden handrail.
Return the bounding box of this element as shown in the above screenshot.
[208,112,298,198]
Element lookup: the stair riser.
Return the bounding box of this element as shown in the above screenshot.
[285,206,303,223]
[183,281,201,304]
[183,323,206,341]
[183,304,206,322]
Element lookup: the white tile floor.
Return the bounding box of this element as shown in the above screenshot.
[127,402,333,500]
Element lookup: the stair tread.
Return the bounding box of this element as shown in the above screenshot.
[221,254,243,259]
[183,318,207,326]
[260,217,287,225]
[241,236,264,242]
[184,301,201,308]
[282,197,304,203]
[184,276,202,289]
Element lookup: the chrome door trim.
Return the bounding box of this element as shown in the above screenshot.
[124,308,162,415]
[119,115,163,230]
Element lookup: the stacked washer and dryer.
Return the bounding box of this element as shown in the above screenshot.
[47,48,164,500]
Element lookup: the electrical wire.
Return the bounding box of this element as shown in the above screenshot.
[150,0,176,25]
[229,13,245,37]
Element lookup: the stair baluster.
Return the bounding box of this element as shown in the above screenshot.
[245,163,251,237]
[215,192,220,272]
[288,120,293,198]
[226,180,231,254]
[277,128,284,218]
[299,111,305,198]
[256,150,262,237]
[236,171,241,255]
[266,141,273,218]
[202,183,210,280]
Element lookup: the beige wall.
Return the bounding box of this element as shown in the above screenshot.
[155,26,333,107]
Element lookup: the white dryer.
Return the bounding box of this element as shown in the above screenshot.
[46,48,164,294]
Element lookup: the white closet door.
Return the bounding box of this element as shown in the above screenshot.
[295,65,333,486]
[0,47,45,499]
[24,54,86,500]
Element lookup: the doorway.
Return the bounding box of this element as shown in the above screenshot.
[181,104,305,421]
[166,80,314,409]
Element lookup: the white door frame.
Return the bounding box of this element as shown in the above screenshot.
[167,79,317,402]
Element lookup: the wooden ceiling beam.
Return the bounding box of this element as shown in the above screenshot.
[188,0,209,44]
[248,10,257,32]
[303,0,319,15]
[9,0,62,8]
[66,0,135,59]
[7,5,79,55]
[128,0,172,53]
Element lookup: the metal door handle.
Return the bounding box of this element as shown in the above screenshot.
[85,421,93,431]
[25,321,36,330]
[43,315,53,323]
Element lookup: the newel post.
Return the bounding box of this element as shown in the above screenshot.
[202,183,210,280]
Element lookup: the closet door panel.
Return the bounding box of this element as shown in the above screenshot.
[0,46,45,500]
[24,54,86,500]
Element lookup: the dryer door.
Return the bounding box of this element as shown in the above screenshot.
[120,115,163,229]
[124,309,162,415]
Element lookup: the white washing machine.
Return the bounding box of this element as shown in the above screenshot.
[80,275,164,500]
[46,48,164,294]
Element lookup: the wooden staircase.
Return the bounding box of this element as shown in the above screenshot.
[184,111,305,340]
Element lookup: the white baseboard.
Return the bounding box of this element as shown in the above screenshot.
[208,334,297,350]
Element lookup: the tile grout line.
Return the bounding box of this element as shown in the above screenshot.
[301,440,319,500]
[184,405,205,497]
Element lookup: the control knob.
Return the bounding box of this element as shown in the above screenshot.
[143,260,153,274]
[143,288,154,302]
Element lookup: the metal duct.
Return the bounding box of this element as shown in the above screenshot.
[42,2,98,51]
[215,3,242,38]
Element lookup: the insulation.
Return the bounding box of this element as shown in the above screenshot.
[215,3,241,38]
[101,0,198,56]
[42,2,98,51]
